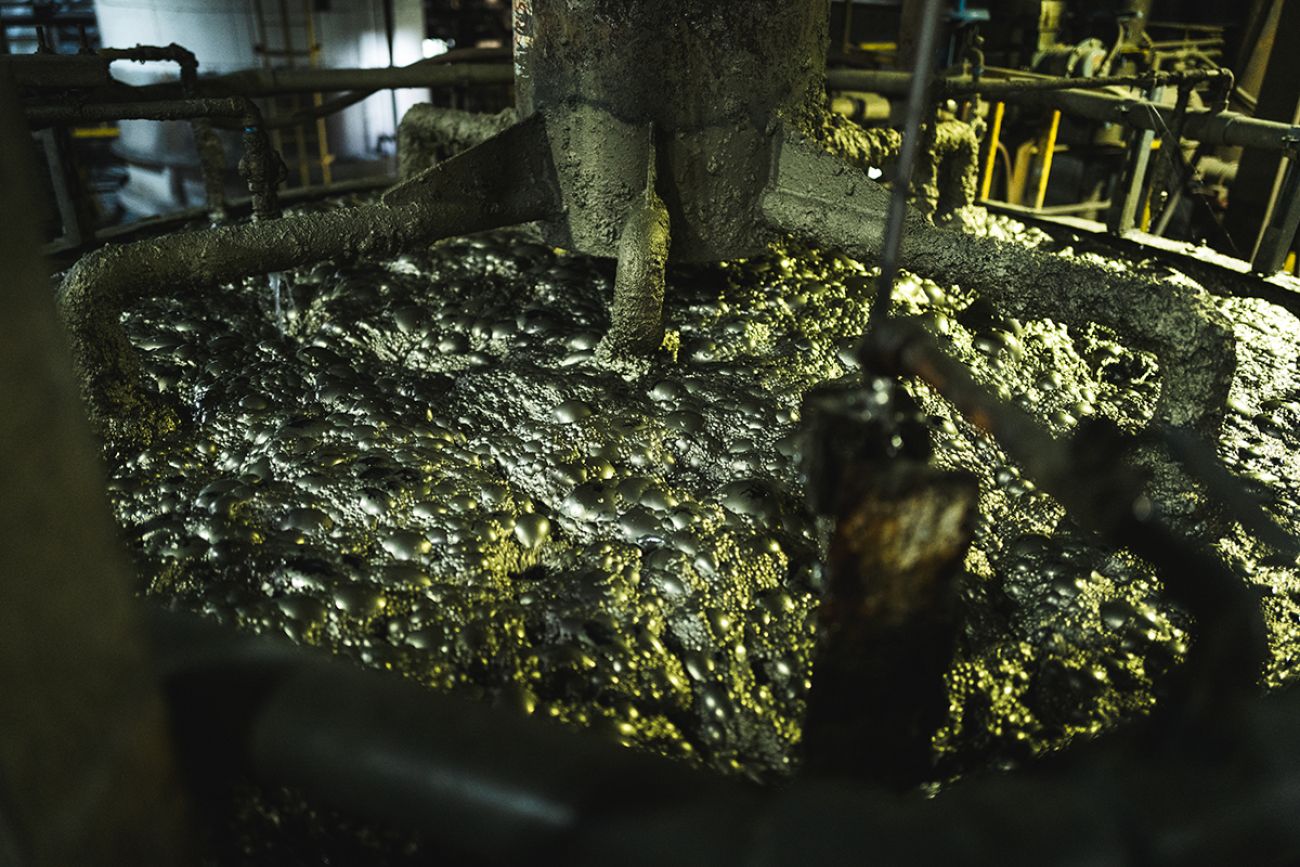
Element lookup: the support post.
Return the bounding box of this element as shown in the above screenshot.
[1108,87,1164,234]
[1224,0,1300,259]
[1253,152,1300,273]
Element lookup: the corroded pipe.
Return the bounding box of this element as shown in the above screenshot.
[185,61,514,97]
[829,69,1296,153]
[761,130,1236,436]
[828,66,1232,99]
[26,96,259,126]
[58,116,559,447]
[97,43,228,220]
[27,96,285,220]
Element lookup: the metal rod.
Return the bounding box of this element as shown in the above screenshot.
[872,0,945,322]
[979,100,1005,200]
[1109,86,1165,234]
[302,0,334,185]
[276,0,311,188]
[1034,109,1061,210]
[841,0,854,55]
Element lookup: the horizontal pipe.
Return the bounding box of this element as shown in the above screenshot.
[148,603,1300,866]
[828,68,1299,152]
[762,129,1238,436]
[97,44,197,72]
[193,61,513,97]
[25,97,259,127]
[827,67,1229,98]
[55,115,557,447]
[1050,88,1300,151]
[0,54,111,89]
[46,175,392,261]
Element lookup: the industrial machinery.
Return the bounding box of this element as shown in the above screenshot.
[4,0,1300,864]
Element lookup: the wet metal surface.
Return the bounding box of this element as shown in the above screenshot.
[104,203,1300,788]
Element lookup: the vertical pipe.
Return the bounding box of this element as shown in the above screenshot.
[303,0,334,185]
[1034,108,1061,210]
[278,0,311,187]
[513,0,535,115]
[980,100,1005,201]
[381,0,400,136]
[251,0,287,173]
[842,0,855,56]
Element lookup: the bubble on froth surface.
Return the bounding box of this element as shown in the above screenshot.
[109,207,1300,789]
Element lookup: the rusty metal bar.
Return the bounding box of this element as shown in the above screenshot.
[860,316,1269,712]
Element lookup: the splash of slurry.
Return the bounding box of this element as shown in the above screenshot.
[269,271,288,334]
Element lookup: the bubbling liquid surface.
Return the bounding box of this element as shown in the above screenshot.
[107,210,1300,787]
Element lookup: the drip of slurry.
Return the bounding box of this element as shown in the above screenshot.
[269,271,294,335]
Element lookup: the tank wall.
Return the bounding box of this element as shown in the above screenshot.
[516,0,829,128]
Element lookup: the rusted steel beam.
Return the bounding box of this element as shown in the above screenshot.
[800,379,978,783]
